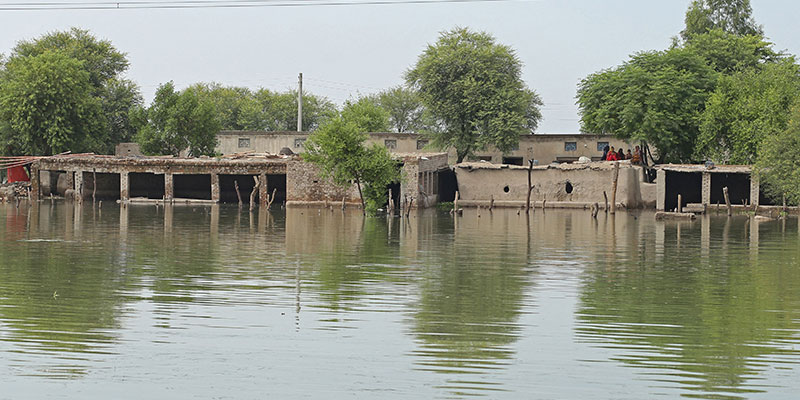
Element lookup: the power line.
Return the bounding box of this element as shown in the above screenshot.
[0,0,530,11]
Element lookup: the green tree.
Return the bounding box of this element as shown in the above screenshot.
[1,28,142,154]
[755,108,800,205]
[683,28,779,74]
[406,27,543,163]
[303,116,401,214]
[238,88,336,131]
[577,48,717,163]
[681,0,763,41]
[373,86,429,133]
[0,51,105,155]
[340,97,391,133]
[696,59,800,164]
[134,81,220,157]
[186,83,254,131]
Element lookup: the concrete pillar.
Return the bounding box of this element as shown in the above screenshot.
[656,169,666,211]
[30,164,40,201]
[211,173,220,202]
[74,170,84,200]
[750,174,760,207]
[259,173,268,206]
[120,172,129,201]
[164,173,173,200]
[702,172,711,206]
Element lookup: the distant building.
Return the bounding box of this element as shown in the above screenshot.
[217,131,635,165]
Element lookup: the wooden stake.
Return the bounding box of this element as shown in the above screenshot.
[341,196,346,211]
[603,191,608,212]
[454,191,459,213]
[388,188,393,213]
[249,175,260,211]
[234,180,242,205]
[723,186,732,216]
[92,169,96,204]
[610,161,619,214]
[267,188,277,208]
[489,195,494,211]
[677,194,682,213]
[526,159,533,214]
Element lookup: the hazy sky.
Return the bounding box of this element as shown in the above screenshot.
[1,0,799,133]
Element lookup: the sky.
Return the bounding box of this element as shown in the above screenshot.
[1,0,800,133]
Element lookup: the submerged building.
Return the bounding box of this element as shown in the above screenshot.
[32,152,449,209]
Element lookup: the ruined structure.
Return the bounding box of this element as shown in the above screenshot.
[655,164,776,211]
[32,152,449,210]
[454,161,656,209]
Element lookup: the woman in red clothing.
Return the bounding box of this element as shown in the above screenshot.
[606,146,619,161]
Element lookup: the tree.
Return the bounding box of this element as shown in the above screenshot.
[373,86,429,133]
[695,59,800,164]
[186,83,254,131]
[577,48,717,163]
[0,51,105,155]
[406,27,542,163]
[681,0,763,42]
[683,29,779,74]
[756,108,800,206]
[303,116,401,214]
[340,97,390,133]
[134,82,220,157]
[238,88,336,132]
[0,28,141,155]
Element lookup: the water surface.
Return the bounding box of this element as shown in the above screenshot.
[1,202,799,399]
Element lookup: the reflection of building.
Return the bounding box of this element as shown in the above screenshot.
[218,131,633,165]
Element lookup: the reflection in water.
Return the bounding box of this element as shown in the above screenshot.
[1,204,799,399]
[576,215,800,399]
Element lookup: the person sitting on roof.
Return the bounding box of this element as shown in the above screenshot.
[606,146,619,161]
[632,145,642,164]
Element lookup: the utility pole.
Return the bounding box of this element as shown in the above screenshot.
[297,72,303,132]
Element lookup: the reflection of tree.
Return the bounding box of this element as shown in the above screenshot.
[576,217,800,399]
[0,203,128,377]
[410,212,531,395]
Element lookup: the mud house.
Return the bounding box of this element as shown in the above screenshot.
[217,131,634,165]
[655,164,777,211]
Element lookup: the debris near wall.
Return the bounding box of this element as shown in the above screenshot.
[0,181,30,200]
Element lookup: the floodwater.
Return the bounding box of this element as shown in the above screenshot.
[1,202,799,399]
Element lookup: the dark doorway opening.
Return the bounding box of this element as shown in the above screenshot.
[130,173,165,199]
[710,173,750,206]
[174,174,211,200]
[42,170,69,196]
[437,168,458,202]
[502,157,523,166]
[386,181,401,210]
[266,174,287,205]
[664,171,702,211]
[81,172,120,200]
[759,187,779,206]
[219,174,257,203]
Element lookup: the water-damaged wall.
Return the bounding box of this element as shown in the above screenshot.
[455,162,656,209]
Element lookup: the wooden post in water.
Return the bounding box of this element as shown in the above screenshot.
[603,191,608,212]
[489,195,494,212]
[234,180,242,205]
[92,169,97,204]
[610,162,619,214]
[453,191,459,214]
[723,186,732,216]
[388,189,393,213]
[526,159,533,214]
[249,176,260,211]
[341,196,346,211]
[677,194,682,213]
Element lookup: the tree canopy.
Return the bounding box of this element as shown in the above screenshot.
[577,48,717,163]
[406,27,542,163]
[681,0,763,41]
[0,28,141,155]
[340,97,391,133]
[372,87,430,133]
[133,81,220,157]
[755,108,800,206]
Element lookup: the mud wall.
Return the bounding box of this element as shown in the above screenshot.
[454,162,655,209]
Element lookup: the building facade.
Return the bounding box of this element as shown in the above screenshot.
[217,131,634,165]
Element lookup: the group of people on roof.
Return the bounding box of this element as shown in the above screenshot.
[601,145,642,164]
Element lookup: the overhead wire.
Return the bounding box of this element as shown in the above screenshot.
[0,0,529,11]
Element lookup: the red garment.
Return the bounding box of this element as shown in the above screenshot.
[7,166,29,182]
[606,152,619,161]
